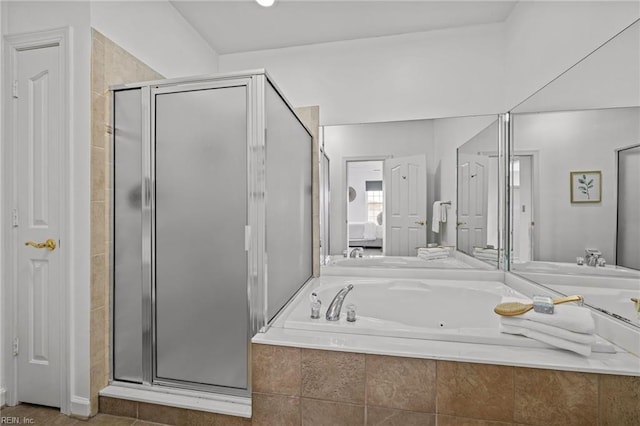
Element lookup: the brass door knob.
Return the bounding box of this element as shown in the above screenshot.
[25,239,56,251]
[415,220,425,226]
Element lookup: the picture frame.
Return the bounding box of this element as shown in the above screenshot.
[570,170,601,203]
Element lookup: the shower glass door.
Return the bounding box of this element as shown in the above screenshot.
[153,83,249,391]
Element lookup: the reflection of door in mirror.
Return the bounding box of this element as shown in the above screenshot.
[346,160,384,255]
[512,155,534,262]
[457,153,488,254]
[384,155,427,256]
[617,144,640,270]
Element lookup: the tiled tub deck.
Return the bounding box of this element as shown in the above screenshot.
[100,343,640,426]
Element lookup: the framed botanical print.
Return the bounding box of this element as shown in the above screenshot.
[570,171,601,203]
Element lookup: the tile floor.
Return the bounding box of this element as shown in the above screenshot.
[0,404,166,425]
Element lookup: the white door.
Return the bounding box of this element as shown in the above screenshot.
[384,155,426,256]
[14,44,61,407]
[457,153,489,254]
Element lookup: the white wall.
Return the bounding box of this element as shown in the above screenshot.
[324,120,433,254]
[90,1,218,78]
[504,1,640,110]
[3,1,92,416]
[220,24,505,125]
[513,107,639,263]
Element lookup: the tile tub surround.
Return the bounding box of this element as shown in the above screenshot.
[90,29,164,416]
[251,343,640,426]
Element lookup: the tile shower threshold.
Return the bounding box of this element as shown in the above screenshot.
[99,382,251,418]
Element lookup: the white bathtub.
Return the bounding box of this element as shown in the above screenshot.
[515,272,640,325]
[323,253,493,271]
[512,261,640,279]
[281,276,592,350]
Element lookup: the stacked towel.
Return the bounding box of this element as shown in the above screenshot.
[473,246,499,262]
[417,247,449,261]
[497,296,609,356]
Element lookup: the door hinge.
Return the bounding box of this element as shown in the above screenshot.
[11,208,19,227]
[12,337,19,356]
[12,80,19,98]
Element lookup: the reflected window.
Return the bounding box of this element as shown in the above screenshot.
[367,189,383,223]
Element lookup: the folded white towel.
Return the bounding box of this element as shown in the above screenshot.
[500,317,595,344]
[418,253,448,261]
[500,324,592,356]
[475,253,498,261]
[500,297,595,334]
[418,247,448,254]
[591,340,617,354]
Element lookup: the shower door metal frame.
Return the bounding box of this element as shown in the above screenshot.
[148,77,260,396]
[109,70,272,398]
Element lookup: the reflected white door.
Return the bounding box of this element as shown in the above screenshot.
[15,45,61,407]
[457,153,489,254]
[384,155,426,256]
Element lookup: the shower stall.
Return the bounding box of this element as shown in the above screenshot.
[110,71,313,397]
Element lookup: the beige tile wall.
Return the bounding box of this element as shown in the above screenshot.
[251,343,640,426]
[90,29,163,416]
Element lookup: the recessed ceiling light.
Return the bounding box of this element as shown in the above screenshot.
[256,0,275,7]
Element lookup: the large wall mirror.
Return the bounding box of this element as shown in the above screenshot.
[509,20,640,327]
[321,114,501,270]
[456,119,502,267]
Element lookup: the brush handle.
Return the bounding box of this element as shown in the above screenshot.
[552,295,583,305]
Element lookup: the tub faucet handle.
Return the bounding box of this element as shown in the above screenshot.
[310,292,322,319]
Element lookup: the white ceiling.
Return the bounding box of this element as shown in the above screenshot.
[170,1,518,54]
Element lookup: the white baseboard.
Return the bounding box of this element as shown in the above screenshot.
[69,396,91,418]
[0,388,6,407]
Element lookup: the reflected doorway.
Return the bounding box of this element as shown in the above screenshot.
[346,160,384,255]
[512,155,535,262]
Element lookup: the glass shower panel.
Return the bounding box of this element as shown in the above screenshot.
[154,86,248,389]
[113,89,144,383]
[265,83,313,321]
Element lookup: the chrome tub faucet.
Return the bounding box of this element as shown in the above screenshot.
[585,248,602,267]
[326,284,354,321]
[349,247,364,258]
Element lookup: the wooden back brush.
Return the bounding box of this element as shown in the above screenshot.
[494,295,584,317]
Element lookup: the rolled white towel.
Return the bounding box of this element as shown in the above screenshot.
[499,297,595,334]
[500,324,592,356]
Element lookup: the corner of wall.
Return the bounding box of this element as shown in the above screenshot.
[70,396,91,419]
